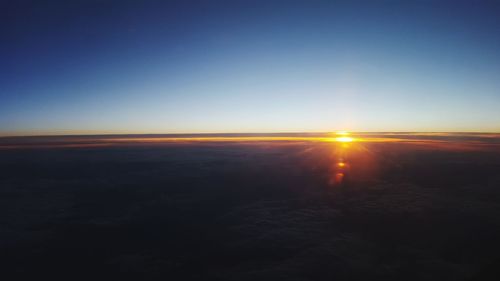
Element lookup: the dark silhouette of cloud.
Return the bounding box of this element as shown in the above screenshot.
[1,134,500,280]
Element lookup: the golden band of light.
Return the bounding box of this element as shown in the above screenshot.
[2,133,498,150]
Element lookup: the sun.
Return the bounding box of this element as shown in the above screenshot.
[332,131,354,142]
[335,136,354,142]
[326,131,356,143]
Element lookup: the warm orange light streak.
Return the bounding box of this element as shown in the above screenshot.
[106,136,334,143]
[2,134,500,150]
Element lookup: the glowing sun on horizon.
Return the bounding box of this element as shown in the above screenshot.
[335,136,354,142]
[333,131,354,142]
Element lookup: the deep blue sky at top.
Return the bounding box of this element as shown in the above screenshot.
[1,0,500,135]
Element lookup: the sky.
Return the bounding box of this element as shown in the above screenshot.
[1,0,500,136]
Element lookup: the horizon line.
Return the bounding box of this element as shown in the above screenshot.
[2,130,500,138]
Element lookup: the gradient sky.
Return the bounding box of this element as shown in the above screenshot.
[2,0,500,135]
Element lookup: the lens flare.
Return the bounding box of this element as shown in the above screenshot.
[334,172,345,184]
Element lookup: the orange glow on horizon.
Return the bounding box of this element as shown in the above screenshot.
[2,133,499,151]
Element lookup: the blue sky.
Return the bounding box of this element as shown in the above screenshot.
[1,0,500,135]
